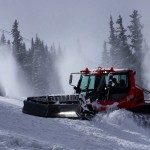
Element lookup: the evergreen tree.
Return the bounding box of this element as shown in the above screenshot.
[11,19,25,66]
[21,42,28,69]
[28,36,63,95]
[31,36,51,95]
[21,42,27,62]
[128,10,143,85]
[108,16,118,67]
[31,36,43,95]
[7,40,11,47]
[116,15,131,68]
[24,38,35,92]
[116,15,127,46]
[48,43,63,93]
[0,20,64,96]
[0,32,6,45]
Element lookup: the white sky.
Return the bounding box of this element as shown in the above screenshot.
[0,0,150,52]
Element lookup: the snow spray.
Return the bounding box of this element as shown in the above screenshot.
[0,45,31,97]
[56,42,100,94]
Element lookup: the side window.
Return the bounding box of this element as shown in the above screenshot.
[119,74,128,88]
[112,74,128,88]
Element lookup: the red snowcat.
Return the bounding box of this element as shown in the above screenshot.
[22,67,150,119]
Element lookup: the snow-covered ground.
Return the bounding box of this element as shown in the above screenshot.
[1,97,150,150]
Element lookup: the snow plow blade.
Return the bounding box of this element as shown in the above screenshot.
[22,94,80,118]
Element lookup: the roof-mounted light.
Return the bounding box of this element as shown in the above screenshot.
[98,67,102,72]
[110,67,114,71]
[81,67,90,74]
[104,70,108,74]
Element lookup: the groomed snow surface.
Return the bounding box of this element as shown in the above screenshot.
[1,97,150,150]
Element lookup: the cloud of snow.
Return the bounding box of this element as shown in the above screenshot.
[0,45,32,97]
[143,49,150,91]
[57,41,101,94]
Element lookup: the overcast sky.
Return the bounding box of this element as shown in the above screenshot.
[1,0,150,52]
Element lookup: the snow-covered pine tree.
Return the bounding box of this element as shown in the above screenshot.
[48,43,63,94]
[31,36,43,95]
[31,35,52,95]
[128,10,143,85]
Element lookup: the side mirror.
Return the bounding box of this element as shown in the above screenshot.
[69,74,73,85]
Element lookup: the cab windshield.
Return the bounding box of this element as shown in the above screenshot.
[79,74,107,92]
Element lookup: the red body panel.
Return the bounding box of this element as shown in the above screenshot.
[86,69,145,112]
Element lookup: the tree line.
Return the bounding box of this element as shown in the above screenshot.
[0,10,147,96]
[102,10,145,85]
[0,20,63,96]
